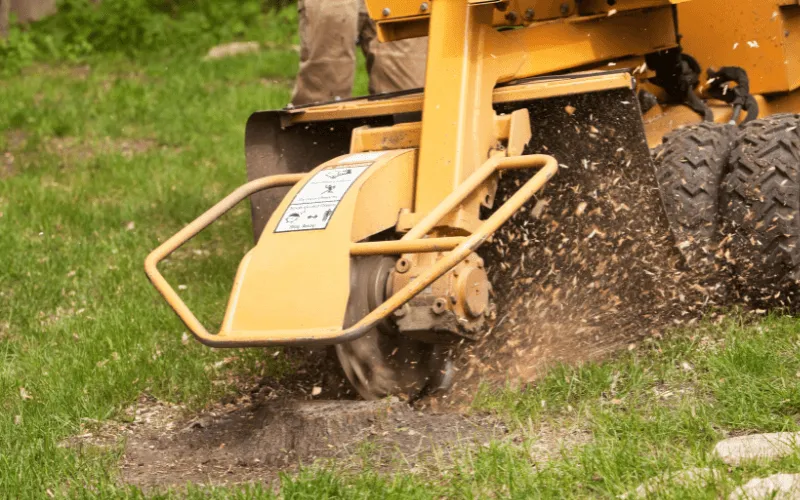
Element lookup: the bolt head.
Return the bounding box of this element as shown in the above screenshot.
[395,258,410,273]
[524,8,534,20]
[432,298,448,315]
[420,2,429,12]
[382,7,391,16]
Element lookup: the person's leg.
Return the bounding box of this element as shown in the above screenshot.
[0,0,10,38]
[358,0,427,95]
[291,0,359,106]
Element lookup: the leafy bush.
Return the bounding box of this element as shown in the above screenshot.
[0,21,40,72]
[0,0,297,71]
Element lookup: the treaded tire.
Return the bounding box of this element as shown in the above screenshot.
[720,113,800,304]
[654,122,735,265]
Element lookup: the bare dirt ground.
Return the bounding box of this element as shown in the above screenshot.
[102,347,584,490]
[1,129,156,178]
[66,348,588,491]
[120,394,509,489]
[1,130,27,178]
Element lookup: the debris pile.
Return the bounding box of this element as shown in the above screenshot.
[452,90,725,396]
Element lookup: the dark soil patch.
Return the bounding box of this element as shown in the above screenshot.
[63,351,552,491]
[120,396,510,490]
[62,348,584,490]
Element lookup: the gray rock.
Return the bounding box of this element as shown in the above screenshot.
[714,433,800,465]
[728,473,800,500]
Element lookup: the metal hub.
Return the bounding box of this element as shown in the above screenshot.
[335,256,454,400]
[391,252,492,342]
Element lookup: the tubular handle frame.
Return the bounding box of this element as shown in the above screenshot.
[145,155,557,347]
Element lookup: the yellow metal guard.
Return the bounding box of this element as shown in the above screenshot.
[144,154,557,347]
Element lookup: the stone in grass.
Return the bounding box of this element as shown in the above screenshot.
[204,42,260,61]
[728,473,800,500]
[621,468,722,498]
[714,433,800,466]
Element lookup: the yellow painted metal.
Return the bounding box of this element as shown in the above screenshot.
[365,0,430,23]
[338,154,557,345]
[492,0,575,24]
[145,152,417,347]
[757,92,800,117]
[678,0,800,94]
[644,91,800,148]
[352,150,417,240]
[351,237,467,255]
[146,153,556,347]
[221,150,415,344]
[412,0,495,231]
[494,7,676,81]
[492,71,634,101]
[413,0,675,233]
[350,122,421,153]
[144,174,305,347]
[288,71,633,124]
[367,0,684,41]
[499,109,533,157]
[577,0,689,15]
[148,0,800,358]
[350,109,531,157]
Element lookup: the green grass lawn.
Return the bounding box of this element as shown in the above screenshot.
[0,51,294,495]
[2,11,800,499]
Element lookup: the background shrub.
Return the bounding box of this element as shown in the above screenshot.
[0,0,297,71]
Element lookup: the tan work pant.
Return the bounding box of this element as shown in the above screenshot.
[291,0,428,106]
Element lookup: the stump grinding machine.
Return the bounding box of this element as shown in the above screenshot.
[146,0,800,399]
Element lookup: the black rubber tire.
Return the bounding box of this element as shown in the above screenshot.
[720,113,800,303]
[654,122,735,264]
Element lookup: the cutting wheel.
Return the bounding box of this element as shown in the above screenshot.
[336,256,454,400]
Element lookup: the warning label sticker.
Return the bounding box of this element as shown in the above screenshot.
[274,164,370,233]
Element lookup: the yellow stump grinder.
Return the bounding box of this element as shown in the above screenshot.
[147,0,800,399]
